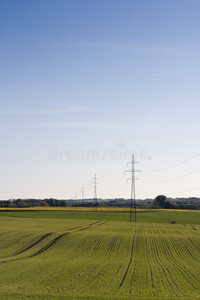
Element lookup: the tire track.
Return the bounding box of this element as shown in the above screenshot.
[0,221,103,264]
[0,233,68,263]
[119,231,136,288]
[10,223,91,258]
[190,225,198,231]
[30,221,103,257]
[89,220,102,226]
[30,233,68,257]
[128,266,136,294]
[15,233,53,256]
[76,221,106,232]
[97,221,108,226]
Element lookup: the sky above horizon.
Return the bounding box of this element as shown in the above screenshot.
[1,0,200,200]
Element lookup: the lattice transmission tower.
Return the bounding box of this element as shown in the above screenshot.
[125,154,140,222]
[92,174,98,210]
[81,186,84,201]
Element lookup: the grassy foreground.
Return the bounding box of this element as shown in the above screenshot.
[0,209,199,299]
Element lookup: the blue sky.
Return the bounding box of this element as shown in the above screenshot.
[1,0,200,200]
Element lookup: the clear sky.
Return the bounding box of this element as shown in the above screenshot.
[1,0,200,200]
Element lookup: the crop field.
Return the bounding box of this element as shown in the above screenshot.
[0,209,199,299]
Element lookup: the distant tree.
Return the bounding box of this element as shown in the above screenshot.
[46,198,56,207]
[164,200,174,209]
[153,195,167,208]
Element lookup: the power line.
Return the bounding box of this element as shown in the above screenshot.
[101,170,124,191]
[168,186,200,195]
[140,168,200,184]
[143,153,200,173]
[151,131,200,156]
[137,185,200,198]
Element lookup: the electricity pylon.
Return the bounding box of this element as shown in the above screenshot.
[125,154,140,222]
[81,186,84,201]
[92,174,98,210]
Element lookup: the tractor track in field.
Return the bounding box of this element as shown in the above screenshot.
[15,233,54,256]
[129,266,136,294]
[88,220,102,226]
[0,220,106,264]
[76,221,106,231]
[12,223,94,257]
[0,233,68,263]
[190,225,198,231]
[29,233,68,257]
[97,221,108,226]
[68,226,82,230]
[119,230,137,288]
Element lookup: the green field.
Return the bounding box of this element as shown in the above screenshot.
[0,210,199,299]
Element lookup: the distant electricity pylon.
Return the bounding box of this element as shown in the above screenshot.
[125,154,140,222]
[81,186,84,201]
[92,174,98,210]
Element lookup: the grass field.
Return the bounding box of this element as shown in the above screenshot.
[0,209,199,299]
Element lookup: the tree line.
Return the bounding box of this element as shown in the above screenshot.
[71,195,200,210]
[0,198,68,208]
[0,196,199,210]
